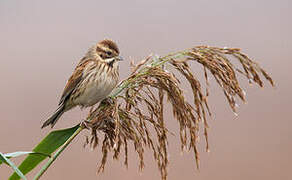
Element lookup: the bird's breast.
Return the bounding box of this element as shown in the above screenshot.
[72,63,119,107]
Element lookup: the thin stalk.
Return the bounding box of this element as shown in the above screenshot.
[110,51,187,97]
[33,127,84,180]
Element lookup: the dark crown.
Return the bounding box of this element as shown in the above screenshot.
[97,39,119,55]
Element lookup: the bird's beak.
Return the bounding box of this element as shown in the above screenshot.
[115,56,124,61]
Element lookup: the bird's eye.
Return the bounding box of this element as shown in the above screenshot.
[106,51,112,56]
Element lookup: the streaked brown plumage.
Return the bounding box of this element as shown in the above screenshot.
[41,39,123,128]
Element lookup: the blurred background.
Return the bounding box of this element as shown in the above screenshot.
[0,0,291,179]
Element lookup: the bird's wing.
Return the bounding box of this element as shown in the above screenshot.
[58,59,93,105]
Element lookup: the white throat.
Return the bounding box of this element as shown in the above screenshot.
[104,57,119,69]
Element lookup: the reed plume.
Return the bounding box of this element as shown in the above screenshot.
[83,46,274,180]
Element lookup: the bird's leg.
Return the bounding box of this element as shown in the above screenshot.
[89,106,95,114]
[100,97,114,106]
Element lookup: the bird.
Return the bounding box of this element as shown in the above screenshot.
[41,39,123,128]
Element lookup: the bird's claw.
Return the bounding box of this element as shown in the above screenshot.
[100,97,114,106]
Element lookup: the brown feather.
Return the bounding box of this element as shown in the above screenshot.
[59,59,95,105]
[98,39,119,54]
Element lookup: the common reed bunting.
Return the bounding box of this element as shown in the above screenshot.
[42,39,123,128]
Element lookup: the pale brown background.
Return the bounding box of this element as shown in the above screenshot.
[0,0,291,180]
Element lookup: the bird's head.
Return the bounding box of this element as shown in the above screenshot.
[95,39,123,64]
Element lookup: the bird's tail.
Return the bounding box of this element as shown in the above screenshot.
[41,104,65,128]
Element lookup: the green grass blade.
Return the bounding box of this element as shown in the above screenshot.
[0,151,50,166]
[0,152,27,180]
[9,125,80,180]
[0,152,9,165]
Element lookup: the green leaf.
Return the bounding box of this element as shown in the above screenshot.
[9,125,80,180]
[0,152,9,165]
[0,151,50,166]
[0,152,27,180]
